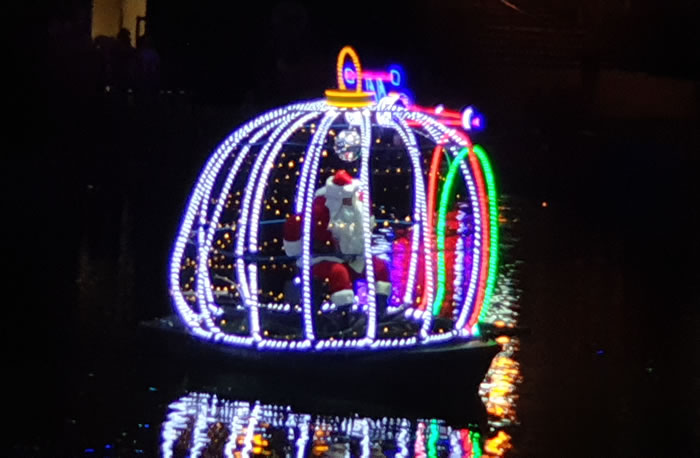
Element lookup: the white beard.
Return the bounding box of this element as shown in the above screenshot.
[329,200,365,255]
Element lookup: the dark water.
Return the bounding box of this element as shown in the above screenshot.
[25,93,699,456]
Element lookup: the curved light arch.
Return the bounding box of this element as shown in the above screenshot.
[472,145,499,324]
[382,116,434,335]
[238,111,323,340]
[298,111,339,341]
[465,150,490,329]
[199,114,297,323]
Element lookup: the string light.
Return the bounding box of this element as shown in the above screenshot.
[473,145,499,324]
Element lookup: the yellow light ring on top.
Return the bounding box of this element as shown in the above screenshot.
[337,46,362,92]
[324,89,374,108]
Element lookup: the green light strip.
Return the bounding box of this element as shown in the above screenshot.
[470,430,483,457]
[473,145,499,323]
[427,419,439,458]
[432,146,471,317]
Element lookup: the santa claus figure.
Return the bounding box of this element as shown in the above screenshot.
[283,170,392,320]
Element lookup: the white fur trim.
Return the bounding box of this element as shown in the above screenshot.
[311,256,345,265]
[331,289,355,306]
[283,239,302,256]
[376,281,392,296]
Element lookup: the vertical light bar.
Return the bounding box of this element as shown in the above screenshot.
[427,419,439,458]
[452,214,466,312]
[295,415,311,458]
[396,109,484,332]
[197,114,294,331]
[423,144,444,310]
[170,100,322,341]
[396,419,410,458]
[189,395,211,458]
[199,113,300,308]
[384,120,423,310]
[415,421,427,458]
[239,111,322,341]
[358,110,377,340]
[472,145,499,325]
[241,403,261,456]
[360,418,370,458]
[299,112,339,341]
[170,105,301,338]
[387,116,433,335]
[432,146,470,317]
[455,157,482,330]
[466,150,490,328]
[295,103,333,213]
[225,403,250,458]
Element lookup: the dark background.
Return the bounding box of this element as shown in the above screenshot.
[16,0,700,455]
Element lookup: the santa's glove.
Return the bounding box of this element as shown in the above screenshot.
[282,214,303,256]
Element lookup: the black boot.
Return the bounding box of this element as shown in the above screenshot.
[376,294,389,323]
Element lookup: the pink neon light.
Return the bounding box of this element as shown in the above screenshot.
[405,119,462,128]
[361,70,393,81]
[410,104,462,119]
[421,133,450,311]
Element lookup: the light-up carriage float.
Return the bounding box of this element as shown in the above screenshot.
[155,47,503,412]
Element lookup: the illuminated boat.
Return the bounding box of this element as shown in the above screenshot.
[147,47,503,409]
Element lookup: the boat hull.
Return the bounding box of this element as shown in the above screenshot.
[141,317,501,425]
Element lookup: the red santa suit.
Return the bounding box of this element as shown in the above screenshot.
[283,170,391,307]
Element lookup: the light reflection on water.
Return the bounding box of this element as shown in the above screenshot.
[161,392,489,457]
[159,202,522,457]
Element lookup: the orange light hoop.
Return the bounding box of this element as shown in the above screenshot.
[336,46,363,92]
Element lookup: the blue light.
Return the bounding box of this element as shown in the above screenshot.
[343,65,356,85]
[375,79,388,100]
[390,69,401,86]
[364,78,376,98]
[84,449,95,453]
[462,105,486,132]
[387,64,405,88]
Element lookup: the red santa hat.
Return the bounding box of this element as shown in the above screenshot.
[323,170,360,205]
